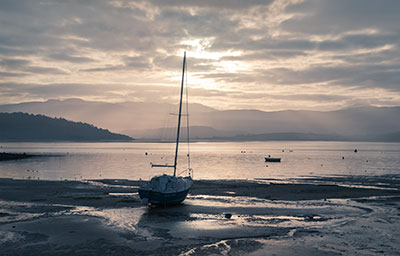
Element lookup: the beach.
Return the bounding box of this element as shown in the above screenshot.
[1,176,399,255]
[2,0,400,254]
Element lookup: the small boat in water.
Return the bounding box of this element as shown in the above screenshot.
[265,155,281,162]
[139,52,193,206]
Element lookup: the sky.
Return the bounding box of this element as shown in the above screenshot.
[1,0,400,111]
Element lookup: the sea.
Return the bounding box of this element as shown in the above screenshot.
[0,141,399,181]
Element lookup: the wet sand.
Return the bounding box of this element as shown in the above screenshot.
[1,176,400,255]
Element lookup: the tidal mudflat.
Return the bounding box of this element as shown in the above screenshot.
[1,176,399,255]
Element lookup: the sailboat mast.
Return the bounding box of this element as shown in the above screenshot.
[173,51,186,176]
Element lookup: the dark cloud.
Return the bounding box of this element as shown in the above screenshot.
[124,56,152,69]
[0,46,34,56]
[23,66,67,75]
[80,66,124,73]
[283,0,400,34]
[0,58,66,74]
[47,53,95,63]
[0,58,30,68]
[0,71,27,77]
[317,33,399,51]
[81,55,153,72]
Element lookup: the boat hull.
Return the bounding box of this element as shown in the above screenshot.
[265,157,281,162]
[139,187,190,206]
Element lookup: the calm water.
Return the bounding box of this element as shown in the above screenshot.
[0,141,399,181]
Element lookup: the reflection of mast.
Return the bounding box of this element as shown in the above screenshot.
[173,51,186,177]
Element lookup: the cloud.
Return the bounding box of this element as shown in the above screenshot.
[0,0,400,111]
[47,53,95,63]
[0,71,27,77]
[148,0,274,9]
[283,0,400,34]
[0,58,30,68]
[0,58,66,74]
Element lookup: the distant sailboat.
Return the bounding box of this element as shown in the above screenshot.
[139,52,193,206]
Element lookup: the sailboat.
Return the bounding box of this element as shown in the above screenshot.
[138,51,193,206]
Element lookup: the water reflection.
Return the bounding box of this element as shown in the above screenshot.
[1,141,399,181]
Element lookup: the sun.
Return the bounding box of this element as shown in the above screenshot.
[178,38,247,90]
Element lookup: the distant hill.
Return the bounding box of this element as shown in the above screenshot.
[355,131,400,142]
[1,99,400,141]
[0,112,133,142]
[200,106,400,136]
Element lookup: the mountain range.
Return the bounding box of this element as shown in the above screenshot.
[0,98,399,142]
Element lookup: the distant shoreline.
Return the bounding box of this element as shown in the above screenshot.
[0,152,37,161]
[0,139,134,143]
[122,138,400,143]
[0,152,63,161]
[1,139,400,143]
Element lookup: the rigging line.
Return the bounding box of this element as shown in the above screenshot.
[185,54,191,170]
[160,104,172,141]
